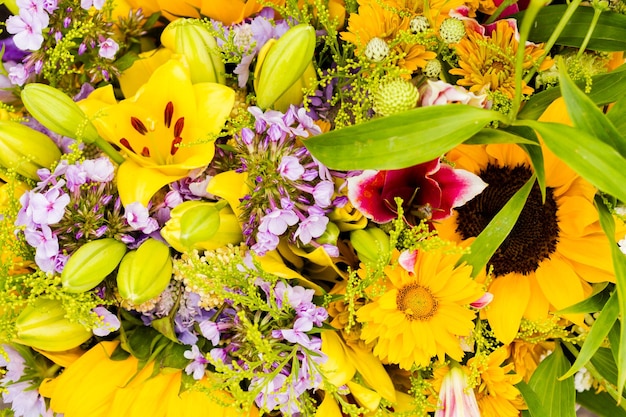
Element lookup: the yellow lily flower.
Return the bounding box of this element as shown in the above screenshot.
[118,48,173,99]
[112,0,201,21]
[79,58,235,206]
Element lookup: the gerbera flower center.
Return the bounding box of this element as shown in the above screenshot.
[454,164,560,276]
[397,283,438,320]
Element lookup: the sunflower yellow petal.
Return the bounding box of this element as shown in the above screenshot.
[486,274,530,344]
[523,274,550,321]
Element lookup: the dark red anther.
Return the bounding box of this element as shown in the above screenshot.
[120,138,134,152]
[141,146,150,157]
[130,116,148,135]
[171,137,182,155]
[174,117,185,137]
[164,101,174,128]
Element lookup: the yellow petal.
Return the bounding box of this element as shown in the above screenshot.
[486,273,530,344]
[523,274,550,321]
[320,331,356,386]
[345,343,396,403]
[206,170,249,221]
[34,346,85,367]
[193,82,236,134]
[117,159,187,207]
[118,48,174,99]
[315,393,343,417]
[346,381,381,411]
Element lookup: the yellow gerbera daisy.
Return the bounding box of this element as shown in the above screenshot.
[340,0,436,73]
[356,250,485,370]
[450,20,552,99]
[468,347,525,417]
[436,139,626,344]
[40,341,257,417]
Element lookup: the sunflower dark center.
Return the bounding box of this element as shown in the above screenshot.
[455,163,560,276]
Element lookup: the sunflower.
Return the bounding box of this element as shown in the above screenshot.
[468,347,525,417]
[450,20,552,99]
[356,250,485,370]
[435,138,626,344]
[340,0,436,73]
[39,341,257,417]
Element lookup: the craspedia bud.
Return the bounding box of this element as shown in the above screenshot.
[372,78,420,117]
[364,37,389,62]
[254,23,316,109]
[116,238,173,305]
[410,16,430,33]
[0,121,61,180]
[61,238,128,293]
[439,18,466,44]
[21,83,101,143]
[15,298,92,351]
[424,59,442,79]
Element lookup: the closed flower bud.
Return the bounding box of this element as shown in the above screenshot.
[116,238,173,305]
[0,121,62,180]
[254,23,316,109]
[21,83,101,143]
[15,298,92,352]
[61,238,128,293]
[161,200,243,253]
[350,228,390,267]
[161,19,226,84]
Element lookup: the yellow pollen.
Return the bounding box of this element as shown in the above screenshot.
[396,283,438,321]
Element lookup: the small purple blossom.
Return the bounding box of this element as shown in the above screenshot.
[82,157,115,182]
[124,202,159,234]
[7,63,32,86]
[183,345,208,380]
[28,187,70,226]
[98,37,119,59]
[198,320,221,346]
[258,207,299,235]
[251,230,280,255]
[80,0,105,10]
[278,155,305,181]
[92,306,121,336]
[293,208,329,245]
[5,10,47,51]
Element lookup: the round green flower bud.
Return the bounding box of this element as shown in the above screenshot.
[364,37,389,62]
[439,18,466,44]
[372,78,420,117]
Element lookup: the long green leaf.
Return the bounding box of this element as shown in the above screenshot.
[458,175,535,277]
[464,128,538,145]
[528,344,577,417]
[577,390,626,417]
[514,120,626,204]
[560,290,618,380]
[517,380,550,417]
[519,64,626,120]
[607,96,626,138]
[554,283,611,315]
[519,5,626,51]
[304,106,505,170]
[559,60,626,158]
[596,197,626,395]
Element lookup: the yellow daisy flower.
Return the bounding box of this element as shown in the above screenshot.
[450,20,552,99]
[468,347,526,417]
[40,341,257,417]
[356,250,485,370]
[436,139,626,344]
[506,339,554,382]
[340,0,436,73]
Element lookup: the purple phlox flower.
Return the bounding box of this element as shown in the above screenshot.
[248,106,288,134]
[294,351,325,394]
[321,243,339,257]
[273,325,314,349]
[16,0,49,21]
[187,176,213,198]
[183,345,208,380]
[253,373,292,413]
[6,10,47,51]
[198,320,221,346]
[274,281,314,310]
[164,190,184,208]
[277,155,305,181]
[82,157,114,182]
[293,207,329,245]
[296,302,328,327]
[258,207,299,236]
[35,160,69,190]
[7,63,32,87]
[124,202,159,234]
[92,306,121,336]
[252,230,280,255]
[98,37,119,59]
[209,347,228,364]
[23,225,59,272]
[233,53,255,89]
[0,38,29,61]
[42,0,58,13]
[0,345,26,382]
[80,0,105,10]
[28,186,70,225]
[2,380,54,417]
[311,180,334,208]
[64,163,87,192]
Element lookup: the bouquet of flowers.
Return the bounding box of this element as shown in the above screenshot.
[2,0,626,415]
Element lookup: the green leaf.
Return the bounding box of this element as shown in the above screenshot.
[304,106,506,170]
[464,128,538,145]
[514,120,626,204]
[558,60,626,158]
[596,197,626,395]
[458,174,535,277]
[606,96,626,138]
[518,64,626,120]
[577,390,626,417]
[528,344,577,417]
[517,380,550,417]
[520,5,626,51]
[560,290,618,380]
[554,283,611,315]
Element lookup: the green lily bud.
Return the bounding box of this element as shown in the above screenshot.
[116,238,172,305]
[316,222,340,247]
[161,19,226,84]
[271,61,318,113]
[21,83,101,144]
[161,200,243,253]
[254,23,316,109]
[350,228,391,268]
[15,298,92,352]
[0,121,61,180]
[61,238,128,293]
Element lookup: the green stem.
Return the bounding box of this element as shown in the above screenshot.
[523,0,584,85]
[484,0,517,25]
[576,4,604,59]
[510,0,545,122]
[94,136,125,165]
